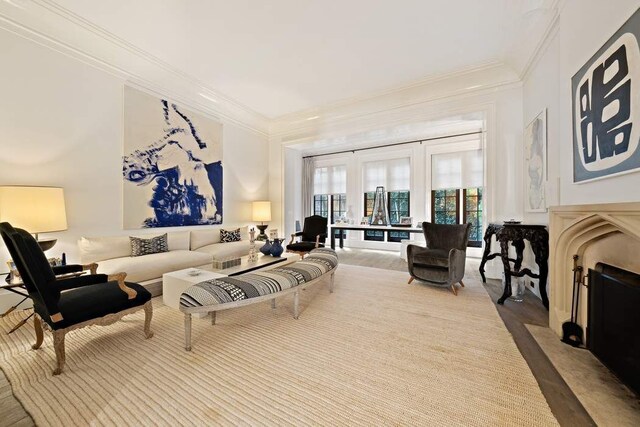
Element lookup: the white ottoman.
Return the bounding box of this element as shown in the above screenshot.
[163,268,226,310]
[400,240,418,261]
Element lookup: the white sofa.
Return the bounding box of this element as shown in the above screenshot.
[78,227,258,286]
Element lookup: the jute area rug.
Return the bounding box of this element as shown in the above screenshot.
[0,265,557,426]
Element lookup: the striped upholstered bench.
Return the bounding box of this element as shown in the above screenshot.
[179,248,338,350]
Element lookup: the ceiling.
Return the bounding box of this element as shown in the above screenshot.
[47,0,555,119]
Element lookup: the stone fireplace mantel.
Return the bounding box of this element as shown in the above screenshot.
[549,202,640,336]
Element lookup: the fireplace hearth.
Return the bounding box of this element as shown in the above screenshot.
[588,263,640,396]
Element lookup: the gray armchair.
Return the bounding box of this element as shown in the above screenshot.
[407,222,471,295]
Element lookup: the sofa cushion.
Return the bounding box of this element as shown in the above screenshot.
[195,239,257,261]
[412,248,450,268]
[220,228,241,243]
[191,226,249,250]
[79,231,191,263]
[95,250,212,283]
[130,234,169,257]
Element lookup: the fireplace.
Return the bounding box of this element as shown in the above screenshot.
[588,263,640,395]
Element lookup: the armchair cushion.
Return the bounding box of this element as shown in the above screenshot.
[287,241,324,252]
[38,281,151,330]
[411,248,450,269]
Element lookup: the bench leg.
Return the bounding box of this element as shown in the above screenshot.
[210,311,216,325]
[293,291,299,319]
[329,271,335,293]
[185,313,192,351]
[271,299,276,309]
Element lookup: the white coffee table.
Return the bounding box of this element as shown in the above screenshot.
[162,253,300,309]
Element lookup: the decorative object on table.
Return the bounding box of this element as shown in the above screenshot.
[252,201,272,241]
[370,186,389,225]
[478,223,550,309]
[220,228,241,242]
[360,217,369,225]
[561,255,584,347]
[212,257,242,270]
[407,222,471,296]
[260,239,272,256]
[187,269,202,277]
[0,222,153,375]
[269,238,284,257]
[122,86,223,228]
[503,219,522,225]
[0,186,67,251]
[269,228,279,240]
[287,215,328,258]
[248,227,258,262]
[572,9,640,183]
[524,109,547,212]
[400,216,413,226]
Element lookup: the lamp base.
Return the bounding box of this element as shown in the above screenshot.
[256,224,268,241]
[37,238,57,252]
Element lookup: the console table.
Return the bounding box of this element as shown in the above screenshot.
[478,223,549,309]
[328,224,423,249]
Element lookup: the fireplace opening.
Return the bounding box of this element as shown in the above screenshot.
[588,263,640,396]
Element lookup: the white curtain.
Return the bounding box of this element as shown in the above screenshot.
[314,165,346,194]
[431,149,483,190]
[363,157,410,192]
[302,157,315,218]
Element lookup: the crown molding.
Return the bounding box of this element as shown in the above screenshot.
[270,63,522,140]
[518,4,561,82]
[0,0,270,136]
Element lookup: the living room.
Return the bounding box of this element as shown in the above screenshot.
[1,0,640,426]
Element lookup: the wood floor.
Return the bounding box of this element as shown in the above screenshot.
[0,248,594,426]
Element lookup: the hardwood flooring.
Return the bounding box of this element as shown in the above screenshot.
[0,248,594,426]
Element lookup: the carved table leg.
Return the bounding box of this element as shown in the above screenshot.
[497,239,513,305]
[512,239,525,273]
[52,330,66,376]
[330,230,336,250]
[531,236,550,310]
[184,314,192,351]
[479,229,494,283]
[32,315,44,350]
[143,301,154,339]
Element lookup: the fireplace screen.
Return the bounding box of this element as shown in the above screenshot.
[588,263,640,396]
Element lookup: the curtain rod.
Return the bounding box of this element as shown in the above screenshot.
[302,130,484,159]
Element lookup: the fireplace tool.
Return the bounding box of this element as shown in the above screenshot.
[562,254,584,347]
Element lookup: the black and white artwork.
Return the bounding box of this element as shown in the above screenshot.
[572,9,640,183]
[123,86,223,228]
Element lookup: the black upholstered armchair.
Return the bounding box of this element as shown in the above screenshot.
[286,215,328,257]
[407,222,471,295]
[0,222,153,375]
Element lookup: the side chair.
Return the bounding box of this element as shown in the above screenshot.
[0,222,153,375]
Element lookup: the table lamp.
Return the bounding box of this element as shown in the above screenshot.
[0,186,67,251]
[252,201,271,241]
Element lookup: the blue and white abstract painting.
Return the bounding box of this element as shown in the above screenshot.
[123,86,223,228]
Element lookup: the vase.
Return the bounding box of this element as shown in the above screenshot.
[270,239,284,257]
[260,239,272,256]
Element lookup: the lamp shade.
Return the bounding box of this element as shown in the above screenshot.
[0,186,67,233]
[252,201,272,222]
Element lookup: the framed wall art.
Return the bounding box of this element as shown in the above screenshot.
[572,9,640,183]
[524,109,547,212]
[123,86,223,228]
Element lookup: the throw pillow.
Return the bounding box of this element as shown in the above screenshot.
[220,228,241,243]
[130,234,169,257]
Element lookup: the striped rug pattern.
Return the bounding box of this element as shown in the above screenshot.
[0,265,558,426]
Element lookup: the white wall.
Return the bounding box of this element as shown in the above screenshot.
[524,0,640,221]
[0,30,269,307]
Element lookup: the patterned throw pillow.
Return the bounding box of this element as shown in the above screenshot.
[130,234,169,257]
[220,228,241,243]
